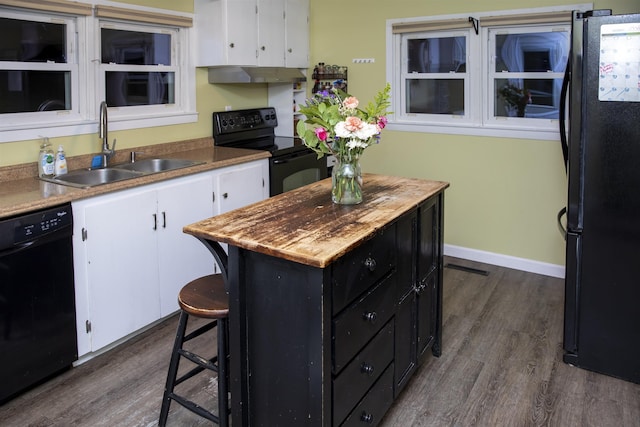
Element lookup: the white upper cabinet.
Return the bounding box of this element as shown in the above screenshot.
[195,0,258,66]
[195,0,309,68]
[257,0,286,66]
[284,0,309,68]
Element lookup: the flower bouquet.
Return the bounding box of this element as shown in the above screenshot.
[296,83,391,204]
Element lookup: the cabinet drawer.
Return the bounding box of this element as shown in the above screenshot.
[333,320,394,426]
[333,273,396,373]
[332,225,396,314]
[340,363,394,427]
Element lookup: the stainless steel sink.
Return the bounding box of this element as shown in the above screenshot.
[40,157,204,188]
[114,158,202,173]
[44,168,144,188]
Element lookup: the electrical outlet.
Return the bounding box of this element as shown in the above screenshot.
[352,58,375,64]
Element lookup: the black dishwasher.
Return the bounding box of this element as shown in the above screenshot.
[0,203,77,403]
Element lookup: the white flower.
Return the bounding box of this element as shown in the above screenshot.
[346,139,369,150]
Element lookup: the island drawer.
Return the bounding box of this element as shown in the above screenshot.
[340,363,394,427]
[332,225,396,314]
[332,272,396,373]
[333,320,394,426]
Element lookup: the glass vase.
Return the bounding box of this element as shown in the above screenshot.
[332,153,363,205]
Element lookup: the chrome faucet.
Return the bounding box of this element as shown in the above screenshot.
[99,101,116,167]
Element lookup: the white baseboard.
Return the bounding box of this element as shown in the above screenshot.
[444,244,565,279]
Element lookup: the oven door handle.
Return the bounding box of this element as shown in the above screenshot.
[272,150,316,164]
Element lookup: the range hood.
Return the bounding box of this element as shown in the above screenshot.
[207,66,306,84]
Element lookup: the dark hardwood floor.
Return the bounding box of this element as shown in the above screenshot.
[1,257,639,426]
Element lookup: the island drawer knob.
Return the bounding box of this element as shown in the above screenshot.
[364,257,377,272]
[360,362,375,375]
[363,311,377,324]
[360,411,374,424]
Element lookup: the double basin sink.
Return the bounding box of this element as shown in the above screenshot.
[41,158,203,189]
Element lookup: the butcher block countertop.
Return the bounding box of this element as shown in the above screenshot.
[184,174,449,268]
[0,137,270,219]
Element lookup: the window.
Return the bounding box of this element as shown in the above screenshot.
[388,5,590,140]
[98,22,181,121]
[0,3,195,143]
[0,8,82,130]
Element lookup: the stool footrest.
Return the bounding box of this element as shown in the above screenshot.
[183,319,217,342]
[168,392,220,423]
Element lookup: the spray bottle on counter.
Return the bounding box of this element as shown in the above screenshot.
[54,145,67,175]
[38,138,55,177]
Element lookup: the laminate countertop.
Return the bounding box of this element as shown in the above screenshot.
[0,137,270,219]
[184,174,449,268]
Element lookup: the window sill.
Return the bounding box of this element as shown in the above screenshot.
[387,120,561,142]
[0,111,199,144]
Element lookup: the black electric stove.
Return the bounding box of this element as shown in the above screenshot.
[212,107,328,196]
[212,107,307,155]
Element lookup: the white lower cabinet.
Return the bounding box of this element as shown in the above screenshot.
[73,160,269,357]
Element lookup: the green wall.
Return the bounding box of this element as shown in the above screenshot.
[308,0,637,268]
[1,0,637,269]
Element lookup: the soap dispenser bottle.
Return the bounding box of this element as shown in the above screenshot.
[38,139,55,177]
[54,145,68,175]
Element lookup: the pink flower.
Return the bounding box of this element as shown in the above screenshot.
[377,116,388,130]
[342,96,359,110]
[314,127,328,141]
[343,116,364,132]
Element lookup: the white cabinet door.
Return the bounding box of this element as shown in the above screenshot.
[284,0,309,67]
[81,188,160,353]
[157,174,215,316]
[257,0,285,66]
[216,160,269,214]
[195,0,258,66]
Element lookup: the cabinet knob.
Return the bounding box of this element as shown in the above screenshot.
[363,311,377,324]
[229,43,235,48]
[261,45,266,51]
[364,257,377,272]
[288,48,293,53]
[360,362,375,375]
[360,412,374,424]
[223,192,229,199]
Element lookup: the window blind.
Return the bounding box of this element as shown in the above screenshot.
[0,0,92,15]
[480,11,572,26]
[392,18,471,34]
[94,5,192,28]
[392,11,571,34]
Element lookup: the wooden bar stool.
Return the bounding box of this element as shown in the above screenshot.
[159,240,230,426]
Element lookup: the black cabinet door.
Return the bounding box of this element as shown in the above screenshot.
[416,197,440,359]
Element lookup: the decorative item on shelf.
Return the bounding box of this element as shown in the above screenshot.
[296,83,391,205]
[312,63,348,94]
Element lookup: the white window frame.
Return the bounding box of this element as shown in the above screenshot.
[386,4,592,141]
[0,3,196,144]
[0,8,87,134]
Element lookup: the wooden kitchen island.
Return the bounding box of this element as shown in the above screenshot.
[184,174,449,426]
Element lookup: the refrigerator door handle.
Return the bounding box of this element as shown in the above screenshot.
[559,58,570,173]
[557,207,567,240]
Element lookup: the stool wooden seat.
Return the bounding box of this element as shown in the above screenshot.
[159,274,230,427]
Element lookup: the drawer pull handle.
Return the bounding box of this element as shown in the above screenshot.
[363,311,377,324]
[360,411,374,424]
[360,363,375,375]
[364,257,377,272]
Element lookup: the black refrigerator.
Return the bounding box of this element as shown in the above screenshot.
[560,10,640,384]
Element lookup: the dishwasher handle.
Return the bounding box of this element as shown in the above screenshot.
[0,240,36,257]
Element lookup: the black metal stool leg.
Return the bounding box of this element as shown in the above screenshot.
[159,311,189,427]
